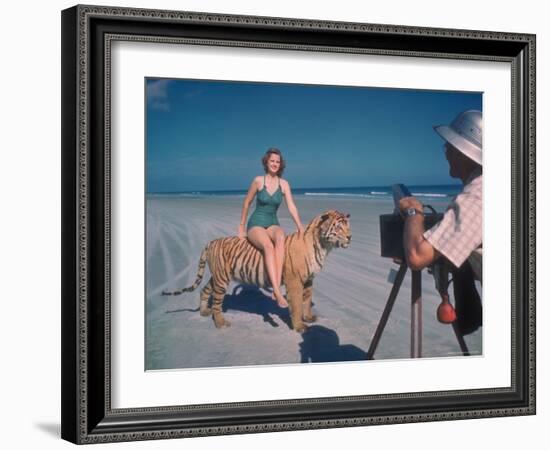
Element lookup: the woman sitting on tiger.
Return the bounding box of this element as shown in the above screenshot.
[238,148,305,309]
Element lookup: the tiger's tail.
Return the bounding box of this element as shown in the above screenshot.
[161,246,208,296]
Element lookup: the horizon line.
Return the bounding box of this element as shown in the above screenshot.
[147,182,462,195]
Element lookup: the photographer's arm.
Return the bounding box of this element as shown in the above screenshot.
[399,197,440,270]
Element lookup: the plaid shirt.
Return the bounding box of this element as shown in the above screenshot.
[423,169,482,282]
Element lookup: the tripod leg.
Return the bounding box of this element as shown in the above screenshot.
[367,263,408,360]
[411,270,422,358]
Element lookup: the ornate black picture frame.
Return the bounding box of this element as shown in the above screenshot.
[61,4,536,444]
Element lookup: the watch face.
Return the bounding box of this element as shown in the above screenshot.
[406,207,417,216]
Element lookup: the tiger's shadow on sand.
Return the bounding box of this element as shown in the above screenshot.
[299,325,369,363]
[223,288,369,364]
[221,284,293,329]
[164,284,291,328]
[165,286,369,362]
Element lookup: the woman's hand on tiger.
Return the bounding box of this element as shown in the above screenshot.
[238,225,247,239]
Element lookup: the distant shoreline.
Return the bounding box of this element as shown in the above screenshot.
[147,184,462,200]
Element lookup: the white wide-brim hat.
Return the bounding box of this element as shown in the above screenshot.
[434,109,482,166]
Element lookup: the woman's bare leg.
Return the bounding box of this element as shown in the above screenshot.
[267,225,285,297]
[247,226,288,308]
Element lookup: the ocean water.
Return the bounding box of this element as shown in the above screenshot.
[149,184,462,201]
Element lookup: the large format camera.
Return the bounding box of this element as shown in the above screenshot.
[379,184,442,259]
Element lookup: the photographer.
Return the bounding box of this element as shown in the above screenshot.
[399,110,482,283]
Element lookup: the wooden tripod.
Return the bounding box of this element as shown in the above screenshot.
[366,262,470,360]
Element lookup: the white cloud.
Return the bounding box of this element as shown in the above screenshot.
[147,79,172,111]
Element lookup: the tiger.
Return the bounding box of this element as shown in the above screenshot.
[162,210,351,333]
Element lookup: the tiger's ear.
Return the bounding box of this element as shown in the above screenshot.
[319,212,334,233]
[346,213,350,218]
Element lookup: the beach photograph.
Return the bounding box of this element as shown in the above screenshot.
[145,78,483,370]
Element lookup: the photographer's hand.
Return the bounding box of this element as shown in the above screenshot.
[398,197,424,216]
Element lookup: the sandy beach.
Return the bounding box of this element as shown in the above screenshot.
[146,194,482,370]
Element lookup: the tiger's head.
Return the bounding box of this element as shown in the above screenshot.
[315,210,352,249]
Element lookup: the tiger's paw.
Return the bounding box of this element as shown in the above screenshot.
[200,301,212,316]
[303,315,317,323]
[213,315,231,328]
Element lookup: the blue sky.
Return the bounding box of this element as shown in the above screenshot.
[146,78,482,193]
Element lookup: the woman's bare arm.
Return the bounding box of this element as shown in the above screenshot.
[238,178,259,237]
[281,180,304,236]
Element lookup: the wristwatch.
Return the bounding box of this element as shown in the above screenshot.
[405,207,424,217]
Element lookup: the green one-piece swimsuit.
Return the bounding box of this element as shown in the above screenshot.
[247,176,283,231]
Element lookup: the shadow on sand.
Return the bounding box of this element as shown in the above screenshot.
[222,285,292,329]
[299,325,368,363]
[165,284,291,329]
